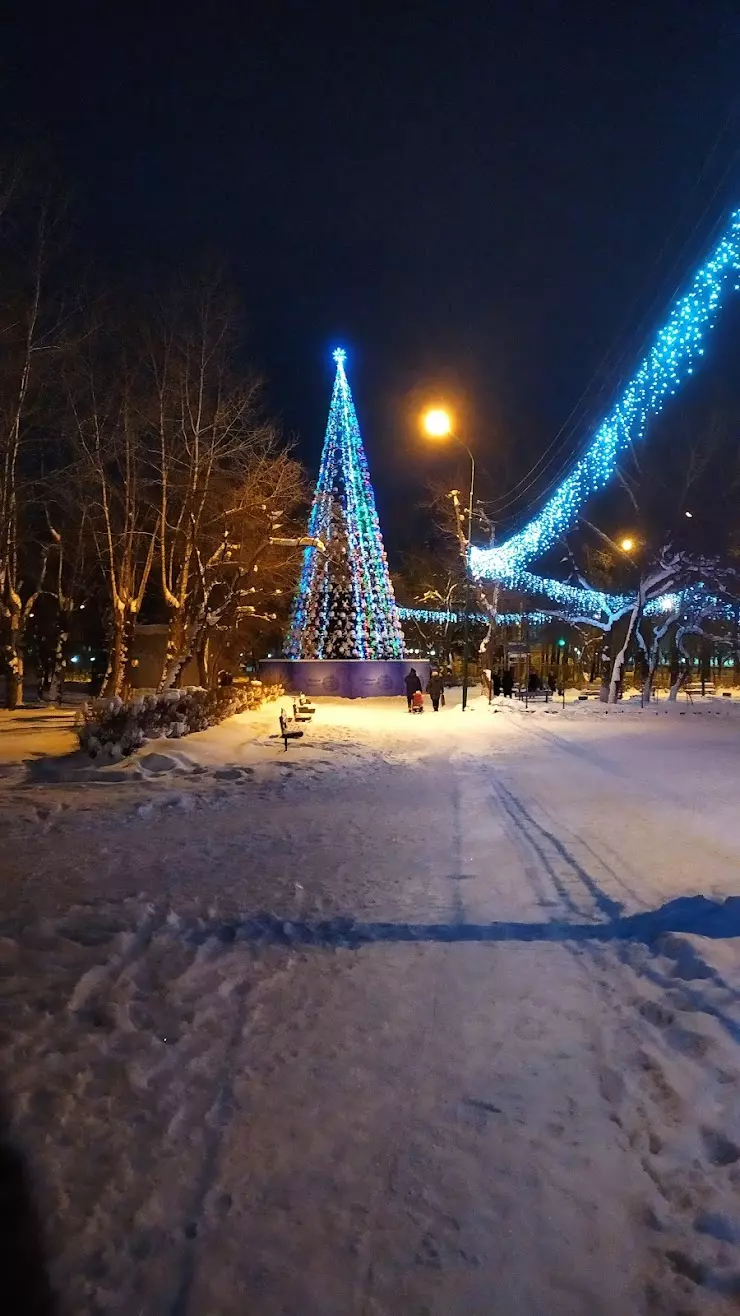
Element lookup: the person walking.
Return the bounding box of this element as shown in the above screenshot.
[502,667,514,699]
[426,669,444,712]
[493,670,502,698]
[404,667,422,712]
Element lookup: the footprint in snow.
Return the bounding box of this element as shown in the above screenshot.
[694,1210,740,1243]
[638,999,676,1029]
[701,1127,740,1167]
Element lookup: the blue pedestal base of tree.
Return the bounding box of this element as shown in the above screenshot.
[259,659,431,699]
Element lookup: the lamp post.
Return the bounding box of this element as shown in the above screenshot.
[421,409,475,711]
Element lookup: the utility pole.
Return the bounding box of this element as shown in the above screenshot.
[460,450,475,711]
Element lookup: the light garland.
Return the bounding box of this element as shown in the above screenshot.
[471,209,740,584]
[399,606,567,627]
[514,571,631,620]
[286,349,406,660]
[397,605,488,625]
[399,589,738,631]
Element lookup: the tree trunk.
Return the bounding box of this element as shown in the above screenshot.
[104,605,136,698]
[700,639,711,697]
[5,612,24,709]
[598,633,613,702]
[159,643,193,692]
[48,616,69,704]
[6,652,23,710]
[158,610,211,692]
[197,636,209,688]
[608,600,643,704]
[641,649,653,704]
[104,613,125,696]
[159,598,221,691]
[668,672,687,702]
[642,643,659,704]
[158,611,187,692]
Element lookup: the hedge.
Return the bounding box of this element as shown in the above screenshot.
[76,680,283,760]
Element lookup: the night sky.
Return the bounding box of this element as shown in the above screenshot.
[4,1,740,560]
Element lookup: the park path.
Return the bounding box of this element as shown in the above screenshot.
[4,703,740,1313]
[142,740,717,1316]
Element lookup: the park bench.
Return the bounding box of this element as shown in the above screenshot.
[275,696,318,751]
[684,681,716,702]
[278,708,304,752]
[514,687,550,703]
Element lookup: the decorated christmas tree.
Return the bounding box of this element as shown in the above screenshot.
[286,349,406,660]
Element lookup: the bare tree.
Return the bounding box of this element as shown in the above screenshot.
[612,561,678,699]
[36,506,91,701]
[68,354,158,696]
[0,172,72,706]
[427,480,500,662]
[165,450,306,689]
[148,282,305,689]
[634,607,681,704]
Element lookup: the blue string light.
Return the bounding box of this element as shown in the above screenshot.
[398,588,737,631]
[471,209,740,586]
[286,349,406,660]
[399,606,560,627]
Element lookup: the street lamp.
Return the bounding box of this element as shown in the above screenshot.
[422,408,454,439]
[421,407,476,711]
[620,536,635,553]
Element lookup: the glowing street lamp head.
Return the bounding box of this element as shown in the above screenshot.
[620,536,635,552]
[422,407,453,439]
[332,347,347,367]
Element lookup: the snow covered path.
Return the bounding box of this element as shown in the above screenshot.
[3,697,740,1313]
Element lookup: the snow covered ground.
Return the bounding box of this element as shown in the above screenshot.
[0,705,78,772]
[2,690,740,1313]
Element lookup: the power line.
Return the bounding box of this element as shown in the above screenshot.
[484,100,740,528]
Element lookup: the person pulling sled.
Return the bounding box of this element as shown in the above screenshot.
[404,667,423,712]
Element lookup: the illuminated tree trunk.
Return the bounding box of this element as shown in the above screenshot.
[103,602,139,698]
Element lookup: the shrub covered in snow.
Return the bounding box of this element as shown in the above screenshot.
[76,680,283,760]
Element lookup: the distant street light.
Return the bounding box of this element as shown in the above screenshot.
[620,536,635,552]
[685,510,693,519]
[421,406,475,711]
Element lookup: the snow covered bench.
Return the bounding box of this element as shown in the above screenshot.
[514,688,550,702]
[278,709,304,752]
[685,682,716,700]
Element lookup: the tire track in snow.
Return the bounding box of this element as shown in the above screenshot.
[499,717,648,908]
[478,755,738,1307]
[481,740,740,1310]
[489,775,622,922]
